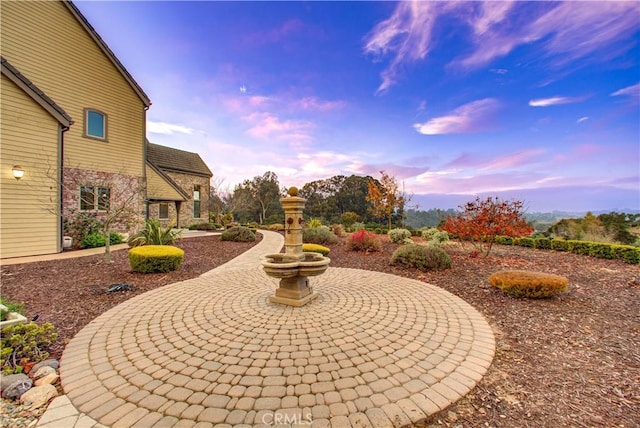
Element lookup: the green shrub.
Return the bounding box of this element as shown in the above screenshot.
[420,228,439,240]
[550,239,571,252]
[388,228,412,244]
[346,230,382,252]
[534,237,552,250]
[129,245,184,273]
[188,223,215,231]
[1,322,57,375]
[63,210,101,249]
[80,232,123,249]
[341,212,360,227]
[128,219,182,247]
[307,218,323,228]
[348,222,365,232]
[267,224,285,231]
[221,226,256,242]
[488,270,568,299]
[430,231,449,246]
[303,227,338,245]
[391,244,452,271]
[612,245,640,264]
[302,243,330,256]
[516,237,535,248]
[570,241,591,256]
[588,243,614,259]
[494,236,514,245]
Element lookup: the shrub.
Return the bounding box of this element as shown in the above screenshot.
[307,218,323,228]
[494,236,514,245]
[346,230,382,252]
[221,226,256,242]
[302,243,330,256]
[267,223,285,231]
[341,212,360,227]
[429,231,449,246]
[516,237,535,248]
[129,245,184,273]
[388,228,412,244]
[420,228,439,240]
[611,245,640,264]
[128,219,182,247]
[1,322,57,375]
[303,227,338,245]
[80,232,123,249]
[488,270,569,299]
[570,241,591,256]
[63,210,101,249]
[534,237,552,250]
[391,244,452,271]
[188,223,215,231]
[330,224,345,237]
[348,222,365,232]
[588,243,614,259]
[550,239,571,252]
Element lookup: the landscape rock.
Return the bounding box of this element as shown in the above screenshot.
[2,376,33,400]
[29,359,59,374]
[19,384,58,409]
[31,366,56,381]
[34,373,59,387]
[1,373,30,394]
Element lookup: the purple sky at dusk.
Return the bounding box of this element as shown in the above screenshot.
[77,1,639,212]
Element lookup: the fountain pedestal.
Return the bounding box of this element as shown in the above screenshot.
[261,188,329,307]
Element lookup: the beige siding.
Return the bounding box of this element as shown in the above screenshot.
[1,1,145,176]
[0,75,60,258]
[146,165,186,201]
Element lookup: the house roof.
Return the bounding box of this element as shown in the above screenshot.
[64,1,151,108]
[146,141,213,178]
[1,57,73,127]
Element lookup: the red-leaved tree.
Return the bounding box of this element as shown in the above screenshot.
[442,196,534,257]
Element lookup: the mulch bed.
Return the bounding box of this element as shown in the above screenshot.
[1,233,639,427]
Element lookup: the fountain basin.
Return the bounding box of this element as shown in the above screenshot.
[262,252,330,278]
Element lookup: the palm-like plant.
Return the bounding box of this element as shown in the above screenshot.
[127,219,182,247]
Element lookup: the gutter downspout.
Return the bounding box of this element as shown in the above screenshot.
[143,105,150,221]
[58,124,69,253]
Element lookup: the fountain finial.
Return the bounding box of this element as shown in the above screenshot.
[287,186,299,197]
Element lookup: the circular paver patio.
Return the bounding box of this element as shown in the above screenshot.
[56,264,494,427]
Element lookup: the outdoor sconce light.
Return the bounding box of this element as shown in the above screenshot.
[12,165,24,180]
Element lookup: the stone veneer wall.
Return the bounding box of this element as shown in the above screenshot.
[148,170,210,228]
[62,167,145,234]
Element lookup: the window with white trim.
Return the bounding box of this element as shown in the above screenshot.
[84,108,107,140]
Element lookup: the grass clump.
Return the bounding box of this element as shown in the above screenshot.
[221,226,256,242]
[346,229,382,252]
[391,244,452,271]
[302,243,330,256]
[128,219,181,247]
[488,270,569,299]
[129,245,184,273]
[303,227,338,245]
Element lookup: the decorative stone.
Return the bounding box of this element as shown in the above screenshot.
[19,384,58,409]
[2,375,32,399]
[31,365,56,381]
[29,359,59,374]
[34,373,59,387]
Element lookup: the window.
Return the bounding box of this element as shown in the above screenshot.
[84,108,107,140]
[193,185,201,218]
[159,203,169,219]
[80,186,110,211]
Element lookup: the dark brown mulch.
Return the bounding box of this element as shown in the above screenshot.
[1,233,639,427]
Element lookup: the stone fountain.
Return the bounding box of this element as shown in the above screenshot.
[261,187,330,306]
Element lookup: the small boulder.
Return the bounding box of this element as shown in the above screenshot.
[1,373,30,393]
[19,384,58,409]
[2,375,32,400]
[29,359,59,374]
[34,373,59,387]
[31,366,56,381]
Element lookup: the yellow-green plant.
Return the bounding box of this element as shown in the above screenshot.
[488,270,568,298]
[129,245,184,273]
[128,219,182,247]
[1,322,57,374]
[302,243,330,256]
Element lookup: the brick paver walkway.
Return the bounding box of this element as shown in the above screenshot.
[37,231,494,427]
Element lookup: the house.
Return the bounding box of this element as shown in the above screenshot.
[146,141,212,228]
[0,1,211,259]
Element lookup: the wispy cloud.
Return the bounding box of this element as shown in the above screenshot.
[147,121,194,135]
[481,149,545,171]
[414,98,499,135]
[365,1,638,90]
[242,19,305,46]
[611,82,640,97]
[244,112,313,144]
[577,117,589,124]
[296,97,346,112]
[528,96,585,107]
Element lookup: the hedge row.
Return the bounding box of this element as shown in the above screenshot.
[493,236,640,265]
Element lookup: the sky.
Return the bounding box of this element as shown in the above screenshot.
[77,1,640,213]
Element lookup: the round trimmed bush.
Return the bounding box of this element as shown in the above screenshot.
[303,227,338,245]
[302,243,330,256]
[129,245,184,273]
[391,244,452,271]
[488,270,568,298]
[221,226,256,242]
[388,228,412,244]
